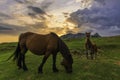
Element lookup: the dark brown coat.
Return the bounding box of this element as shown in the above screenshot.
[8,32,73,73]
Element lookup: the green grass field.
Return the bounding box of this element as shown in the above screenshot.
[0,36,120,80]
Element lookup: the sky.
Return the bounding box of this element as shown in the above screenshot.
[0,0,120,42]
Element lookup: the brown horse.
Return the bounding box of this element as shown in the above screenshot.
[8,32,73,73]
[85,32,97,59]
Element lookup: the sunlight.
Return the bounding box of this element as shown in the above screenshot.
[0,35,18,43]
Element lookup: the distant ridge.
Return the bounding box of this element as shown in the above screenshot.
[92,33,101,37]
[61,33,101,39]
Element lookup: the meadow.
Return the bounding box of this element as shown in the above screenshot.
[0,36,120,80]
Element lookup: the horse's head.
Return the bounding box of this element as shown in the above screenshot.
[86,32,91,38]
[61,54,73,73]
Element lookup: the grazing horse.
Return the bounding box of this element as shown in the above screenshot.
[8,32,73,73]
[85,32,97,59]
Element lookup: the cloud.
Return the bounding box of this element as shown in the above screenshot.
[14,0,54,11]
[14,0,26,4]
[40,0,53,10]
[0,23,32,35]
[67,0,120,36]
[27,5,49,20]
[27,6,46,14]
[94,0,105,5]
[0,12,12,20]
[14,0,35,4]
[1,0,120,37]
[0,25,13,30]
[0,12,10,18]
[27,21,48,29]
[62,12,69,18]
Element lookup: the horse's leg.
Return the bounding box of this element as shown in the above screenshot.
[90,50,94,60]
[21,47,28,71]
[94,50,97,59]
[21,54,28,71]
[38,51,50,73]
[52,53,59,72]
[17,53,22,69]
[86,50,89,59]
[95,47,98,59]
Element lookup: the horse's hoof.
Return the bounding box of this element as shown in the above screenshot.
[23,68,28,71]
[18,67,22,70]
[38,71,43,74]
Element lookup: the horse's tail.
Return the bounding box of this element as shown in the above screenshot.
[13,42,21,61]
[6,42,21,61]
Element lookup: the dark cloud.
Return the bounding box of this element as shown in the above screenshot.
[111,30,120,34]
[63,12,69,18]
[28,12,46,20]
[67,0,120,36]
[0,26,13,30]
[0,12,10,18]
[14,0,25,4]
[94,0,106,5]
[14,0,30,4]
[28,13,37,18]
[66,17,79,25]
[0,23,31,35]
[0,12,12,20]
[15,0,54,11]
[27,6,48,20]
[28,6,46,14]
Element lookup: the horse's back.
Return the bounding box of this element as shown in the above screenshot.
[19,32,59,55]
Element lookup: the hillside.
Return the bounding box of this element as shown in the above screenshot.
[61,33,101,39]
[0,36,120,80]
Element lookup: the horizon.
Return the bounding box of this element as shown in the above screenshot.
[0,0,120,43]
[0,32,120,43]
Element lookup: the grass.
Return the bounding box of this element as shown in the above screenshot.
[0,36,120,80]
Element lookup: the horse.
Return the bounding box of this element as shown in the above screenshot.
[85,32,97,59]
[7,32,73,73]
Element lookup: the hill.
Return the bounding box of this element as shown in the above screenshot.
[61,33,101,39]
[0,36,120,80]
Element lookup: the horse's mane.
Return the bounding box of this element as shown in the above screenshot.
[58,38,73,64]
[50,32,59,37]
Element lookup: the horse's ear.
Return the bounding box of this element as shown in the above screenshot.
[85,32,88,34]
[86,32,90,34]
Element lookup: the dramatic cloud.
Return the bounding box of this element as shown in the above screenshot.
[27,6,48,19]
[0,0,120,38]
[0,12,10,18]
[0,23,33,35]
[28,6,46,15]
[0,0,85,42]
[14,0,36,4]
[40,0,53,10]
[0,12,12,20]
[67,0,120,36]
[14,0,27,4]
[0,25,12,31]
